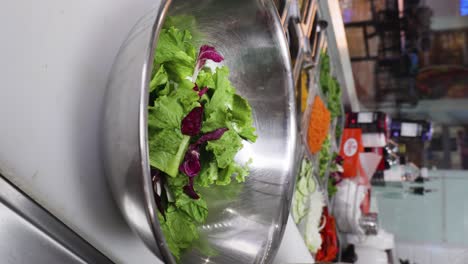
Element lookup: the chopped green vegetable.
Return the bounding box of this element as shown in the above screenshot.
[297,175,309,196]
[201,67,235,132]
[317,135,339,197]
[231,94,257,141]
[175,193,208,224]
[216,164,234,186]
[292,158,315,223]
[159,205,199,259]
[318,136,331,180]
[197,160,218,187]
[291,157,324,254]
[196,69,215,89]
[206,130,243,169]
[150,65,168,92]
[319,51,342,120]
[154,27,196,82]
[316,51,345,197]
[148,127,190,178]
[327,179,338,197]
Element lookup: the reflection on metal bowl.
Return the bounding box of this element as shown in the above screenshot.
[103,0,297,263]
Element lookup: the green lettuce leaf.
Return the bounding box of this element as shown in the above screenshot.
[196,69,215,88]
[148,95,183,130]
[216,161,250,185]
[204,67,234,112]
[216,164,234,185]
[167,174,208,224]
[150,65,168,92]
[201,67,234,132]
[202,109,231,133]
[147,95,187,178]
[155,27,196,82]
[201,67,257,143]
[148,82,199,177]
[196,160,218,187]
[155,27,195,65]
[206,129,243,169]
[158,206,199,260]
[156,82,172,96]
[231,94,257,142]
[234,159,252,183]
[319,52,342,119]
[172,79,200,113]
[212,66,236,93]
[166,173,188,189]
[148,128,190,177]
[175,194,208,224]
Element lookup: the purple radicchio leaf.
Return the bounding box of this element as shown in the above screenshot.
[179,129,228,179]
[179,146,201,200]
[196,128,229,145]
[181,106,203,136]
[335,155,344,165]
[179,145,201,177]
[192,45,224,80]
[198,87,209,97]
[330,171,343,186]
[193,84,209,97]
[178,128,228,200]
[183,177,200,200]
[197,45,224,66]
[151,167,166,219]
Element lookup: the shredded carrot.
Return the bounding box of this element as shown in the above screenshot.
[307,96,331,154]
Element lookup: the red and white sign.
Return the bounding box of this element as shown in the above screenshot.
[339,129,364,178]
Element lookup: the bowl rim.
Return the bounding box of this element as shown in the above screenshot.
[136,1,176,263]
[134,1,296,263]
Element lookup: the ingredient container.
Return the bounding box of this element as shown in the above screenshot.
[103,0,298,263]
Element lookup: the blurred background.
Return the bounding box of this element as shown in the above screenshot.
[342,0,468,263]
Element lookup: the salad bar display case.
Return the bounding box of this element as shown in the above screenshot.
[273,0,362,263]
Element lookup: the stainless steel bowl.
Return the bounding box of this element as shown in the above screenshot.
[103,0,297,263]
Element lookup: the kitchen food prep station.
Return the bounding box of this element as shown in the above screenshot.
[3,0,454,263]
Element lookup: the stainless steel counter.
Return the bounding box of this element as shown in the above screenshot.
[0,175,111,264]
